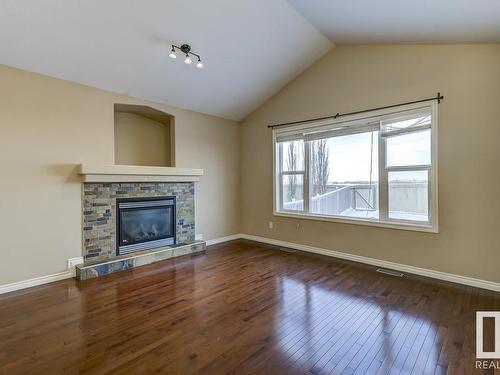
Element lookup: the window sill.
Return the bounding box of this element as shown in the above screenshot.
[274,211,439,233]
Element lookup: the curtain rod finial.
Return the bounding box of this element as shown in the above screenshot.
[437,92,444,104]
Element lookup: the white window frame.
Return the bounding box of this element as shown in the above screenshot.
[272,101,439,233]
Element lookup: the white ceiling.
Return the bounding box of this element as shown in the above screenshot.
[0,0,331,121]
[288,0,500,44]
[1,1,499,121]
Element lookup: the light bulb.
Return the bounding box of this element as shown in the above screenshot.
[168,48,176,59]
[196,60,203,69]
[184,54,192,64]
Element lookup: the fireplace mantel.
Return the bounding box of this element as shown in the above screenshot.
[78,164,203,183]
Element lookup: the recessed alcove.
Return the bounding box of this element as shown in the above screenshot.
[114,104,175,167]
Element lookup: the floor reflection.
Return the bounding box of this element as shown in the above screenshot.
[274,276,439,374]
[2,242,494,374]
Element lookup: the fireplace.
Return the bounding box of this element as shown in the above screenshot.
[116,196,176,255]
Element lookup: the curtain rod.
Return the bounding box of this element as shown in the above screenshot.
[267,92,444,129]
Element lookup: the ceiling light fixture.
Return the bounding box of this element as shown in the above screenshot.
[169,44,203,69]
[168,47,176,59]
[196,57,203,69]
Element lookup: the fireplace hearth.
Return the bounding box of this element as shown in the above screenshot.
[117,196,176,255]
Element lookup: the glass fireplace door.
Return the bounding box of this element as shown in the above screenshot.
[117,197,175,255]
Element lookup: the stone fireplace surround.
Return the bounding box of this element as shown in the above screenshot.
[83,182,195,262]
[76,165,205,280]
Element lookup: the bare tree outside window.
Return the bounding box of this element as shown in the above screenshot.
[286,143,298,200]
[311,140,329,196]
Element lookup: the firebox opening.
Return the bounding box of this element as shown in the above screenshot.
[116,196,176,255]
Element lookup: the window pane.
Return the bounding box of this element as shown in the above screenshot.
[309,132,379,219]
[381,112,431,134]
[282,174,304,211]
[386,129,430,167]
[388,171,428,222]
[281,140,304,171]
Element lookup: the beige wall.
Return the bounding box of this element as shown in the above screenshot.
[2,44,499,287]
[114,112,171,167]
[240,45,500,283]
[0,64,240,285]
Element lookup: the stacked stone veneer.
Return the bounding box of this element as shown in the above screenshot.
[83,182,195,263]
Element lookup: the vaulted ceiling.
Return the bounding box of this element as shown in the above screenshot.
[0,0,332,121]
[288,0,500,44]
[1,0,499,121]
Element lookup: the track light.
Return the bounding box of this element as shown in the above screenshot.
[168,47,176,59]
[169,43,204,69]
[196,58,203,69]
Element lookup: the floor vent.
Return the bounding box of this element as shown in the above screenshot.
[376,268,404,278]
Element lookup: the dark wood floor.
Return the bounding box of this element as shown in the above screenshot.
[1,240,499,374]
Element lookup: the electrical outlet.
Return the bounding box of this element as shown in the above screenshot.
[268,221,273,229]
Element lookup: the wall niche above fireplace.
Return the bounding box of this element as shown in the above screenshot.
[114,104,175,167]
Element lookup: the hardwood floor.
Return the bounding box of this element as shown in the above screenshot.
[1,240,499,374]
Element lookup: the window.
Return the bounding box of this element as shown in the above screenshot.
[279,139,305,211]
[273,103,438,232]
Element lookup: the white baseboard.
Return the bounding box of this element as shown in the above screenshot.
[205,234,243,246]
[0,256,83,295]
[3,234,499,295]
[238,234,500,293]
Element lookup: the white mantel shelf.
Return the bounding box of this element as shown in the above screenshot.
[78,164,204,183]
